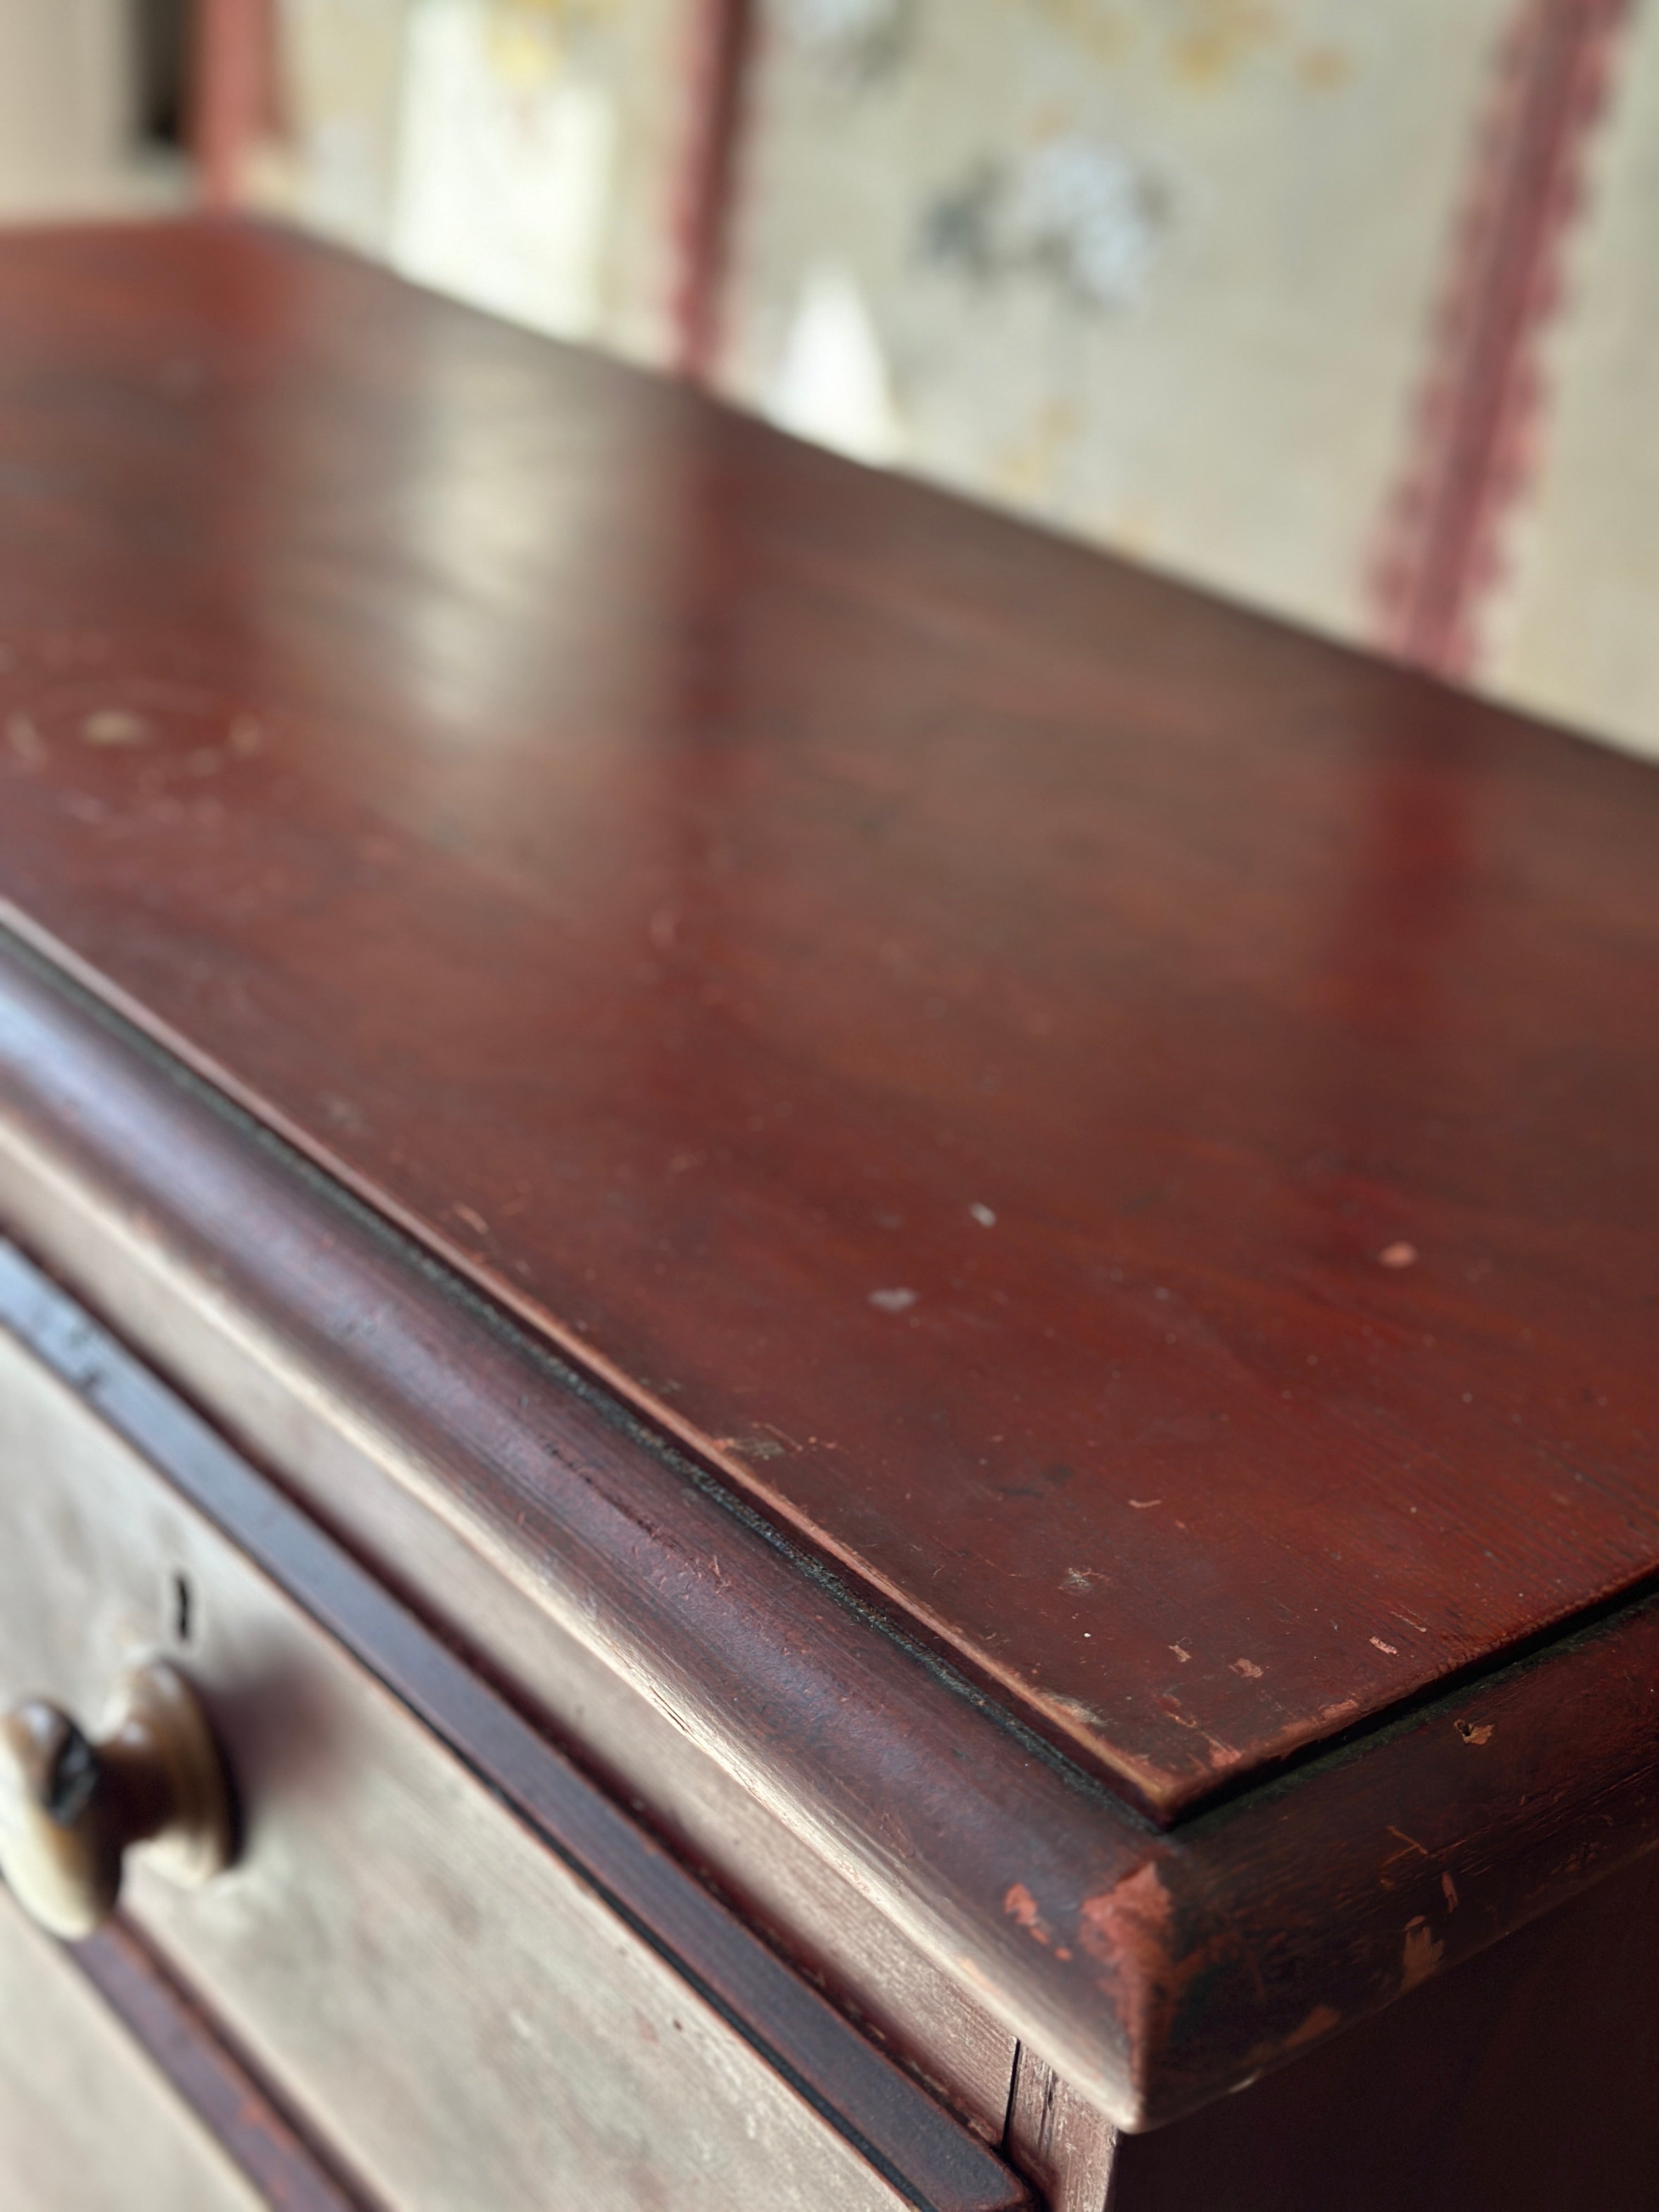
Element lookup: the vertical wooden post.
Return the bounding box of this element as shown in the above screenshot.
[670,0,758,383]
[191,0,272,213]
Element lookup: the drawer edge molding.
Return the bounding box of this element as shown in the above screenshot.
[0,1239,1030,2212]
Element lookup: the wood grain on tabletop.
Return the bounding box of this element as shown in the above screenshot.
[0,219,1655,1821]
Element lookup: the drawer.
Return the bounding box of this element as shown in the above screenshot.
[0,1283,1028,2212]
[0,1884,263,2212]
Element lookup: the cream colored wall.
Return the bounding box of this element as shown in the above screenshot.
[264,0,689,360]
[0,0,187,220]
[1480,7,1659,764]
[218,0,1659,764]
[723,0,1509,648]
[266,0,416,251]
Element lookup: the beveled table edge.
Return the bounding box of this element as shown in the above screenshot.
[2,920,1657,2131]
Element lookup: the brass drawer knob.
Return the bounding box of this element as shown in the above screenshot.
[0,1662,235,1939]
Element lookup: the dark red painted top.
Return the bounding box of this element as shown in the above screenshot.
[0,223,1655,1821]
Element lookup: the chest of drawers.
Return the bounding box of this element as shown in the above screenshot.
[1,220,1656,2211]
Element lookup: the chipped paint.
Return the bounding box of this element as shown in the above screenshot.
[1401,1915,1444,1991]
[1078,1860,1173,1982]
[1245,2000,1342,2068]
[1283,2000,1341,2049]
[1005,1879,1056,1945]
[1049,1691,1111,1729]
[1455,1718,1494,1745]
[1077,1857,1246,2081]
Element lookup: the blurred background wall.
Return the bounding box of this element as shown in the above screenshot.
[0,1,191,218]
[5,0,1657,763]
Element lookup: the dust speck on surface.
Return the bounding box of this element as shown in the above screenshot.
[1455,1719,1493,1746]
[869,1286,918,1313]
[969,1201,997,1227]
[319,1092,368,1133]
[1378,1240,1419,1269]
[453,1203,490,1237]
[82,708,150,747]
[1230,1657,1263,1678]
[1128,1497,1161,1510]
[1061,1566,1094,1594]
[1169,1644,1192,1662]
[721,1436,786,1462]
[1370,1637,1398,1655]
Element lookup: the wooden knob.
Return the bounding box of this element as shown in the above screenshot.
[0,1663,235,1939]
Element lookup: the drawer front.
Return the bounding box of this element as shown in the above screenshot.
[0,1308,1011,2212]
[0,1886,262,2212]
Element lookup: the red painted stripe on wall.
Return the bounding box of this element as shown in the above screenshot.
[669,0,759,381]
[191,0,280,213]
[1370,0,1630,680]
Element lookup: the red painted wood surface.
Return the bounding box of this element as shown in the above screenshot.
[0,222,1656,1824]
[8,938,1659,2130]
